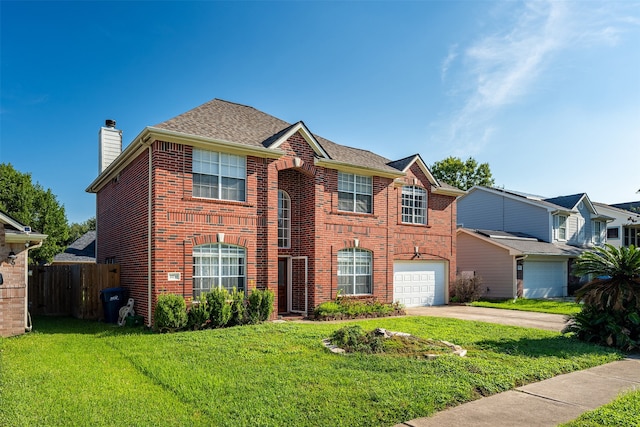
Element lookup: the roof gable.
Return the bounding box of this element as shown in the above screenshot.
[388,154,465,196]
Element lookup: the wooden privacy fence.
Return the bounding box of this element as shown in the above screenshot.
[28,264,121,320]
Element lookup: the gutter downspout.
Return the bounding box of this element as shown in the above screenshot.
[24,241,43,332]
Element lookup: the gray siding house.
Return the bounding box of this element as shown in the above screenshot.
[457,187,612,299]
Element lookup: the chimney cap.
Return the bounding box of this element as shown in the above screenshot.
[105,119,116,128]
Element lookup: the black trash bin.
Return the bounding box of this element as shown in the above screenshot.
[100,287,129,323]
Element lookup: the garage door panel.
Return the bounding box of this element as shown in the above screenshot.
[393,261,446,307]
[524,261,566,298]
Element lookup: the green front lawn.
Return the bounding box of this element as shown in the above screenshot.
[471,298,582,315]
[0,316,620,427]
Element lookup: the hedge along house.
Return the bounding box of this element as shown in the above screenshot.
[0,212,47,337]
[86,99,464,325]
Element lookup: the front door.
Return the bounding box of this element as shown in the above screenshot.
[278,258,288,313]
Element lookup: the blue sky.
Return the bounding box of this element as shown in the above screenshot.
[1,0,639,224]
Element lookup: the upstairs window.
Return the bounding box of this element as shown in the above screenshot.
[401,186,427,224]
[278,190,291,248]
[554,215,567,241]
[193,148,246,201]
[337,248,372,295]
[592,221,604,244]
[338,172,372,214]
[193,244,245,299]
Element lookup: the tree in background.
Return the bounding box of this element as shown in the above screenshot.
[0,163,69,264]
[430,156,495,191]
[68,217,96,244]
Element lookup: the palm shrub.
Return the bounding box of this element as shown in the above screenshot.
[571,244,640,311]
[154,294,188,332]
[564,244,640,351]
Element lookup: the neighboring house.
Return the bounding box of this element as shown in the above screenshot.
[0,211,47,337]
[86,99,464,325]
[608,201,640,248]
[593,203,640,248]
[457,187,612,299]
[52,230,96,264]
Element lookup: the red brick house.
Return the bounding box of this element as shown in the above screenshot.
[0,212,47,337]
[86,99,463,325]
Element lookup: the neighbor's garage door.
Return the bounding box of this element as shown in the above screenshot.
[523,260,566,298]
[393,261,446,307]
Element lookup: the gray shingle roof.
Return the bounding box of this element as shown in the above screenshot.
[543,193,586,210]
[611,201,640,212]
[471,229,586,256]
[53,230,96,263]
[153,98,406,174]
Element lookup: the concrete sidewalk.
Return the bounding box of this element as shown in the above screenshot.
[396,357,640,427]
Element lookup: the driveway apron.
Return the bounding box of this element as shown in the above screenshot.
[405,305,569,332]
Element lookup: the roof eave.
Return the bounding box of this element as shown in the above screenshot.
[86,127,285,193]
[4,232,48,244]
[315,158,405,179]
[433,187,466,197]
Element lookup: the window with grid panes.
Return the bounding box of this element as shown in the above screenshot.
[337,248,372,295]
[401,186,427,224]
[337,172,372,213]
[192,244,245,299]
[192,148,246,201]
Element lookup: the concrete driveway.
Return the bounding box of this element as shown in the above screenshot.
[405,305,569,332]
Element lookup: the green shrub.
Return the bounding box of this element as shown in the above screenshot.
[564,305,640,352]
[246,290,263,324]
[228,289,246,326]
[154,294,188,332]
[187,298,210,330]
[207,288,231,328]
[313,297,404,320]
[258,289,275,321]
[314,301,341,317]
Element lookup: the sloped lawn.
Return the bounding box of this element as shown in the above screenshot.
[0,316,621,427]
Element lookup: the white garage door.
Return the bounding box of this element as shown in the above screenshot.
[393,261,446,307]
[523,260,566,298]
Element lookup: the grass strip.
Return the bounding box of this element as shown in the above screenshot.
[559,389,640,426]
[471,298,582,315]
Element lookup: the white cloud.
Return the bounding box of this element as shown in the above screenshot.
[440,44,458,82]
[435,0,640,154]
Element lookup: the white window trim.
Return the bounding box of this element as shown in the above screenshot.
[337,172,372,214]
[554,215,567,241]
[401,185,427,225]
[192,148,247,202]
[337,248,372,295]
[278,190,291,249]
[192,243,246,298]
